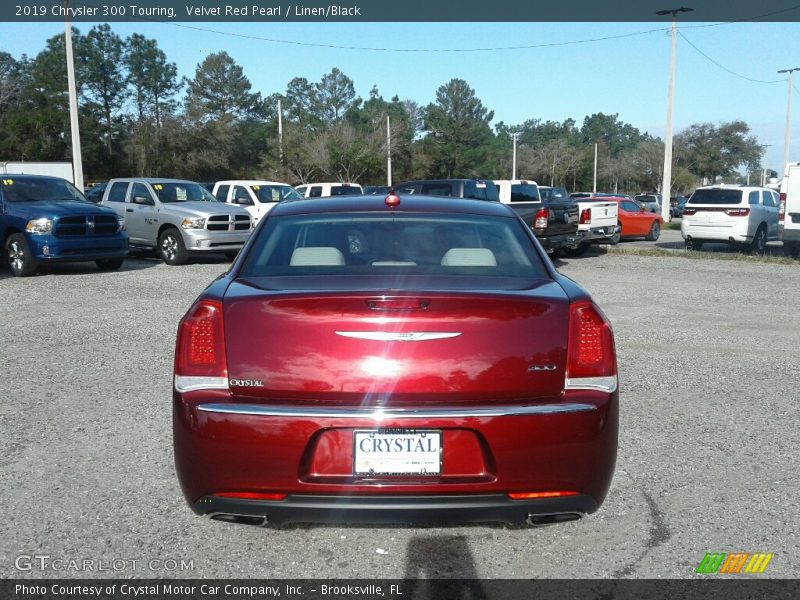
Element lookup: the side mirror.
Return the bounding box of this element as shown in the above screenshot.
[133,195,154,206]
[235,197,252,205]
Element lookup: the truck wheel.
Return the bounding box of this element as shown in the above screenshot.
[6,233,38,277]
[609,223,621,245]
[563,242,590,257]
[224,250,240,261]
[685,240,703,251]
[96,258,124,271]
[645,220,660,241]
[784,242,800,259]
[158,229,189,265]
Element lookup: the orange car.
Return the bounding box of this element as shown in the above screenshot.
[609,197,663,241]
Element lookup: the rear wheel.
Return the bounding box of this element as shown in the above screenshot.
[96,258,124,271]
[609,223,621,245]
[748,225,767,255]
[645,220,660,241]
[158,229,188,265]
[6,233,38,277]
[685,239,703,251]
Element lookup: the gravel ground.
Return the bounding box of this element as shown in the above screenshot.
[0,252,798,579]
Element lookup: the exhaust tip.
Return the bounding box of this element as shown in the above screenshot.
[209,513,269,527]
[526,512,582,527]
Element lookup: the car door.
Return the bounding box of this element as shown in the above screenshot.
[762,190,779,239]
[231,185,259,220]
[619,200,644,236]
[126,182,158,245]
[103,181,130,221]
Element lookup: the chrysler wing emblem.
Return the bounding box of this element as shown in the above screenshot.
[335,331,461,342]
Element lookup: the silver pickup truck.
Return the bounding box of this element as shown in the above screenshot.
[101,178,252,265]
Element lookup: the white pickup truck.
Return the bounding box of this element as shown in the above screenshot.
[566,196,620,255]
[212,180,302,226]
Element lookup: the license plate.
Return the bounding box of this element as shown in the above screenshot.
[353,429,442,476]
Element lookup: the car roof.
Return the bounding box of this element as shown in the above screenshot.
[215,180,292,186]
[109,178,198,184]
[270,194,515,218]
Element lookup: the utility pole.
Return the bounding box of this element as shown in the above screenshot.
[277,98,283,166]
[64,2,83,190]
[778,67,800,177]
[656,6,693,223]
[592,143,598,194]
[386,115,392,187]
[511,133,518,180]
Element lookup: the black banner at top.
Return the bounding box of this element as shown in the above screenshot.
[3,0,800,22]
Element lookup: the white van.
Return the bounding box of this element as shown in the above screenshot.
[681,185,779,253]
[295,182,363,198]
[779,163,800,258]
[212,180,301,225]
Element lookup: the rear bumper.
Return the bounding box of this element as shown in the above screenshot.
[681,222,748,243]
[173,389,618,525]
[579,225,619,243]
[779,228,800,242]
[534,231,582,252]
[193,493,598,527]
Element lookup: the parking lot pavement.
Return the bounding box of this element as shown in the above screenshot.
[1,253,798,579]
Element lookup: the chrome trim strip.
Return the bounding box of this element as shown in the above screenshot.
[334,331,461,342]
[196,403,596,419]
[175,376,229,393]
[564,376,617,393]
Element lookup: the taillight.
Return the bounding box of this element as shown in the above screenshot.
[682,208,697,216]
[566,301,616,391]
[508,491,579,500]
[779,193,786,221]
[533,208,549,229]
[724,208,750,217]
[579,208,591,224]
[214,492,286,501]
[174,299,228,391]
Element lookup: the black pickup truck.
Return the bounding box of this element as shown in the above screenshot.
[494,181,581,255]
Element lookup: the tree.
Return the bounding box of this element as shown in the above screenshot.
[316,68,358,124]
[184,51,258,121]
[77,24,128,155]
[124,34,179,127]
[422,78,494,178]
[581,112,647,157]
[675,121,763,183]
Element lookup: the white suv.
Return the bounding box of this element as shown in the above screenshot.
[778,163,800,259]
[681,185,779,253]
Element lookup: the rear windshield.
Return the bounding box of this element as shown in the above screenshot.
[329,185,362,196]
[254,184,302,203]
[688,189,743,205]
[634,195,659,203]
[1,176,86,203]
[152,182,217,203]
[238,212,549,288]
[510,183,539,202]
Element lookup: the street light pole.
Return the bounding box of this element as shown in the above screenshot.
[656,6,693,223]
[778,67,800,177]
[511,133,518,180]
[63,3,84,190]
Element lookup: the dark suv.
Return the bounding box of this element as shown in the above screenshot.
[394,179,500,201]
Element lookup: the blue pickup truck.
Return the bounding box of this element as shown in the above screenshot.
[1,174,129,277]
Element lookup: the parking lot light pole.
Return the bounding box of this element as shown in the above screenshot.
[511,133,518,180]
[778,67,800,177]
[64,6,84,190]
[657,6,693,223]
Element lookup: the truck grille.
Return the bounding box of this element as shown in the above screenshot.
[206,214,251,232]
[54,215,118,237]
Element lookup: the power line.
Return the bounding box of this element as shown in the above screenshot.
[678,31,784,84]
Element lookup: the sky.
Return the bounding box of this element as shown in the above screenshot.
[2,20,800,172]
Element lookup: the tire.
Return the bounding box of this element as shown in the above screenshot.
[563,242,590,257]
[645,220,660,241]
[6,233,38,277]
[748,225,767,255]
[224,250,240,261]
[785,242,800,259]
[685,239,703,251]
[95,258,124,271]
[158,228,189,265]
[609,224,621,245]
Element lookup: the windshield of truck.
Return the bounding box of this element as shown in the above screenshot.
[152,182,218,203]
[254,184,303,203]
[1,176,86,203]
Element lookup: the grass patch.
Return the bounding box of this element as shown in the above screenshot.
[600,245,799,265]
[665,221,682,231]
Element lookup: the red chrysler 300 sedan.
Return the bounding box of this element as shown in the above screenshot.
[173,193,618,527]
